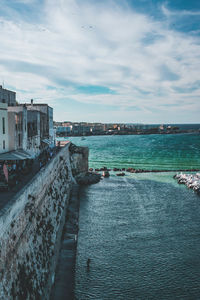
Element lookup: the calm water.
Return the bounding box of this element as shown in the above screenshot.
[61,134,200,300]
[75,174,200,300]
[61,133,200,170]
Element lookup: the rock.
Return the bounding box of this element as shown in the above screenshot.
[102,171,110,178]
[100,166,107,171]
[76,172,101,185]
[116,173,125,176]
[173,172,200,195]
[126,168,136,173]
[113,168,120,172]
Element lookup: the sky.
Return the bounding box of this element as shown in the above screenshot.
[0,0,200,123]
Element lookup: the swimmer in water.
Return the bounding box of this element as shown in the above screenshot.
[87,258,91,270]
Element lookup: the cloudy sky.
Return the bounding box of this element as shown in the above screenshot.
[0,0,200,123]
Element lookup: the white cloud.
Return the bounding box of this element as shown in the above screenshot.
[0,0,199,122]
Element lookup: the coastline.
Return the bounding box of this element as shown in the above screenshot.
[56,130,200,138]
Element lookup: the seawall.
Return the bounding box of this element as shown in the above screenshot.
[0,143,88,299]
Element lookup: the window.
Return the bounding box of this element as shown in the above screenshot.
[2,117,5,134]
[3,140,5,149]
[18,134,21,147]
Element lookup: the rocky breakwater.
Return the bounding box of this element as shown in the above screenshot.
[89,166,200,176]
[174,173,200,195]
[69,143,101,185]
[76,172,101,185]
[0,143,88,300]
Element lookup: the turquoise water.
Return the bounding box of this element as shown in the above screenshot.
[60,133,200,170]
[59,134,200,299]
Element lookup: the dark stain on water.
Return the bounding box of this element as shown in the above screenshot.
[75,175,200,300]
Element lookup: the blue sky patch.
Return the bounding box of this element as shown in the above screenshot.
[76,85,116,95]
[159,65,180,82]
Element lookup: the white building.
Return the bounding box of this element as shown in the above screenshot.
[0,89,55,157]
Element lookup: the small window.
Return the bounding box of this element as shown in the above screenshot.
[2,117,5,134]
[18,133,21,146]
[3,140,5,149]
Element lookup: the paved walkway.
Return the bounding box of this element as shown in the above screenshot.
[50,185,80,300]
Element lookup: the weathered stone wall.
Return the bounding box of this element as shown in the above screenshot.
[0,143,88,300]
[69,143,89,177]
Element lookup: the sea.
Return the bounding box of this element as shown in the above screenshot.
[59,132,200,300]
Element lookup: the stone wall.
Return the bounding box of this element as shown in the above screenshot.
[0,143,88,299]
[69,143,89,177]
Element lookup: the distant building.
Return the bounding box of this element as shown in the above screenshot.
[90,124,104,134]
[82,126,91,135]
[73,124,82,136]
[56,126,72,135]
[0,86,16,106]
[0,103,9,153]
[62,121,72,127]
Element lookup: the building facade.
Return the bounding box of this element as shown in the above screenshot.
[27,110,41,156]
[0,87,55,156]
[25,101,55,147]
[8,106,28,151]
[0,86,16,106]
[56,126,72,136]
[0,103,9,153]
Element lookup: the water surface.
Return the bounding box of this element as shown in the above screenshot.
[75,173,200,300]
[61,133,200,170]
[64,134,200,299]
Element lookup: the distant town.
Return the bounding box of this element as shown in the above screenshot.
[55,121,199,137]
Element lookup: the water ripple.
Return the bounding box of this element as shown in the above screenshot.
[75,175,200,300]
